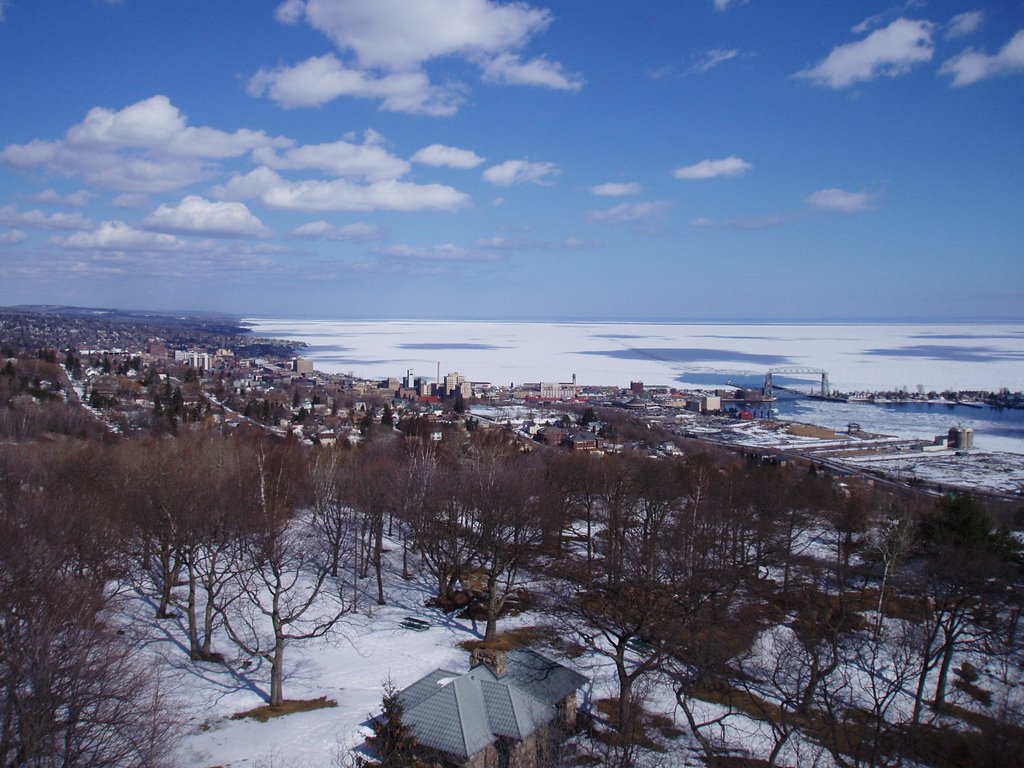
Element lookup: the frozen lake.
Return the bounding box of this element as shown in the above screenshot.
[243,319,1023,392]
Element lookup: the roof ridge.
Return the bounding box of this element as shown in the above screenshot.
[453,672,494,757]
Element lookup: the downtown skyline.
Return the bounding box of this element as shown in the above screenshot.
[1,0,1022,321]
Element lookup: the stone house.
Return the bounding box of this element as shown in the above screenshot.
[398,648,586,768]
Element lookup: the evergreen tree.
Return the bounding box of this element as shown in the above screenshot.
[366,680,419,768]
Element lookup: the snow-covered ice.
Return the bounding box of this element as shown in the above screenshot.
[243,319,1024,394]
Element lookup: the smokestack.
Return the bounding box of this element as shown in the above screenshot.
[437,361,441,391]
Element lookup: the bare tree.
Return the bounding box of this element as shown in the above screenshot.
[221,439,355,707]
[404,457,474,607]
[174,432,251,661]
[0,446,178,767]
[309,447,359,580]
[864,501,915,639]
[462,438,543,642]
[343,440,400,605]
[549,454,685,748]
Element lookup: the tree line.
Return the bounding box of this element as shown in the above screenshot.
[0,417,1021,767]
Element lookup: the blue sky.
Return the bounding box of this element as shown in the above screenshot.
[1,0,1022,321]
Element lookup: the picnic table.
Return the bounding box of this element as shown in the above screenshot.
[401,616,431,632]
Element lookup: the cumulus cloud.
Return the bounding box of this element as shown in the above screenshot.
[26,189,93,207]
[482,159,558,186]
[946,10,984,39]
[255,0,581,114]
[480,53,584,91]
[275,0,305,24]
[0,95,289,193]
[805,188,876,213]
[0,205,92,231]
[795,18,934,89]
[411,143,485,169]
[210,167,286,201]
[940,30,1024,87]
[142,196,271,239]
[248,54,463,115]
[263,178,469,212]
[57,221,184,251]
[673,156,752,180]
[587,201,671,229]
[291,220,383,241]
[590,182,641,197]
[64,95,283,157]
[298,0,550,69]
[0,229,28,245]
[253,130,410,181]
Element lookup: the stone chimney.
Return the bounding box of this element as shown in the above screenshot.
[470,647,507,677]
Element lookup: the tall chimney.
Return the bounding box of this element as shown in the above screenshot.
[470,647,507,677]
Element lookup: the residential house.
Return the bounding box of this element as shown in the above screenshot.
[398,648,586,768]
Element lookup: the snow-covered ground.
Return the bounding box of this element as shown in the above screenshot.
[134,544,610,767]
[243,319,1024,394]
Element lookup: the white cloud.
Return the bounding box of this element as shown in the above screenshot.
[58,221,184,251]
[480,53,584,91]
[65,96,283,158]
[805,188,876,213]
[0,205,92,231]
[25,188,93,207]
[300,0,551,70]
[371,243,500,262]
[472,235,599,251]
[590,182,641,197]
[411,143,486,169]
[210,167,286,201]
[946,10,984,39]
[253,131,410,181]
[256,0,580,114]
[692,48,739,73]
[587,200,671,224]
[113,193,149,208]
[0,229,27,245]
[143,196,271,239]
[482,159,558,186]
[673,156,752,180]
[275,0,305,24]
[713,0,748,11]
[940,30,1024,87]
[248,54,463,115]
[689,212,795,230]
[0,95,289,193]
[291,220,383,241]
[260,177,470,213]
[795,18,934,89]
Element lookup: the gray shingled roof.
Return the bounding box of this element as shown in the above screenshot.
[398,650,586,761]
[502,648,589,707]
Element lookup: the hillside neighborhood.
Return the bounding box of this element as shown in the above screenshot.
[0,307,1022,768]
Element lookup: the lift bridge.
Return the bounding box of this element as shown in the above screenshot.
[763,367,831,399]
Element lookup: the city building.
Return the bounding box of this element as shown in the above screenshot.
[292,357,315,375]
